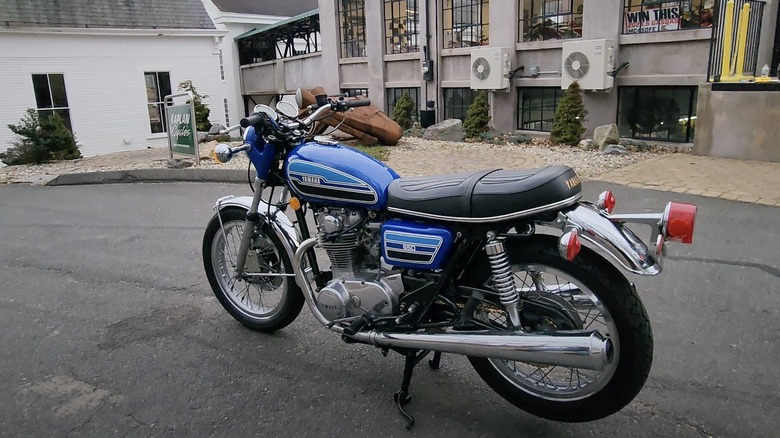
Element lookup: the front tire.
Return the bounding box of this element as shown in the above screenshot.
[202,208,304,332]
[467,236,653,422]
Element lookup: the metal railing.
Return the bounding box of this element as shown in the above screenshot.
[707,0,766,82]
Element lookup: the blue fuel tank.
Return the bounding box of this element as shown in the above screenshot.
[285,140,399,209]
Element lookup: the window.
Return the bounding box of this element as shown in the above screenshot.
[341,88,369,98]
[339,0,367,58]
[522,0,583,42]
[443,88,479,121]
[218,50,225,81]
[385,0,420,54]
[144,72,172,134]
[623,1,715,34]
[32,74,72,131]
[224,98,230,126]
[617,86,697,142]
[517,87,564,131]
[386,88,420,122]
[443,0,490,48]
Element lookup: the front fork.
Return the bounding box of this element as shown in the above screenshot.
[233,178,267,276]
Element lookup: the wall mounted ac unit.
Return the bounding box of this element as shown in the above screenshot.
[470,47,512,90]
[561,39,615,90]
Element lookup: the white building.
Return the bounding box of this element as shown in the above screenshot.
[0,0,228,157]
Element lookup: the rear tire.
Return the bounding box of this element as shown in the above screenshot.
[202,208,304,332]
[467,236,653,422]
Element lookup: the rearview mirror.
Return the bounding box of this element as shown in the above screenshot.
[295,88,303,108]
[276,100,299,118]
[253,104,278,121]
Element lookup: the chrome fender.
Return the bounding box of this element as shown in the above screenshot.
[556,205,661,276]
[212,195,300,264]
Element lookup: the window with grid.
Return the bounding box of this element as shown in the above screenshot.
[443,88,479,121]
[443,0,490,48]
[623,1,715,34]
[144,72,172,134]
[521,0,583,42]
[218,50,225,81]
[32,74,72,131]
[385,0,420,54]
[339,0,367,58]
[617,86,697,142]
[386,88,420,122]
[341,88,369,98]
[517,87,564,132]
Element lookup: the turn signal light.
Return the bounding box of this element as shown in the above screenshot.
[663,202,697,244]
[597,191,616,214]
[558,229,582,261]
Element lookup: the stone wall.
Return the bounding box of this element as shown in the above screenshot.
[693,83,780,163]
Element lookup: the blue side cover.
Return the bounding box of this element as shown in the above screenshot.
[381,220,453,269]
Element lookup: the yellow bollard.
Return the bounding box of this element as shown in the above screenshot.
[721,1,754,82]
[720,0,735,80]
[733,2,753,80]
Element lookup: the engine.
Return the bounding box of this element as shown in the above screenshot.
[314,206,404,321]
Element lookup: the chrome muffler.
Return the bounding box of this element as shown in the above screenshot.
[350,329,612,370]
[293,237,612,371]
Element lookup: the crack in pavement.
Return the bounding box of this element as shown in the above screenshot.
[620,399,717,437]
[0,262,206,294]
[667,255,780,279]
[0,223,203,231]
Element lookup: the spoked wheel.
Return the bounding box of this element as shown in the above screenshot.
[467,236,653,422]
[202,208,303,332]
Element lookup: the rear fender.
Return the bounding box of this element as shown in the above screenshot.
[546,205,662,276]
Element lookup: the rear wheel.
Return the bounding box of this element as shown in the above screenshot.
[202,208,303,332]
[467,236,653,422]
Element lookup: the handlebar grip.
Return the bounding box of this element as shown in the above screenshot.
[347,99,371,108]
[240,113,264,128]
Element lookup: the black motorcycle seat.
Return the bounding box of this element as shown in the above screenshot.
[386,166,582,222]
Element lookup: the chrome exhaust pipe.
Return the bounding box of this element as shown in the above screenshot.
[350,329,612,370]
[294,237,612,371]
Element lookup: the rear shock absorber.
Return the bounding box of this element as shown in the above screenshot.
[485,231,522,328]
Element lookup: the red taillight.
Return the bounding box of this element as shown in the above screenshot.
[597,191,616,214]
[663,202,697,244]
[559,229,582,261]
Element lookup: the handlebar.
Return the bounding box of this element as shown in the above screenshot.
[240,113,264,129]
[218,124,242,135]
[237,97,372,140]
[212,143,250,164]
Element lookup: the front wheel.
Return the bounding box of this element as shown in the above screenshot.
[202,207,304,332]
[467,236,653,422]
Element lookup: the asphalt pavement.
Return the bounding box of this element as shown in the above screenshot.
[0,182,778,437]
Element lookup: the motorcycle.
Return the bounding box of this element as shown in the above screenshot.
[202,90,697,429]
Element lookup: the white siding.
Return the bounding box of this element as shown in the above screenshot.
[0,32,226,156]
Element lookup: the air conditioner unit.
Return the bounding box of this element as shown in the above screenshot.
[561,39,615,90]
[470,47,512,90]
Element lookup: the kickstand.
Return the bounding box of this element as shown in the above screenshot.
[394,350,432,430]
[428,352,442,370]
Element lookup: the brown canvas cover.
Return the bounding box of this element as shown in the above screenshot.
[299,88,403,145]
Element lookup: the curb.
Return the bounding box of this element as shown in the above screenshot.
[44,168,252,186]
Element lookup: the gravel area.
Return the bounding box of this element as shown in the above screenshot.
[0,137,675,185]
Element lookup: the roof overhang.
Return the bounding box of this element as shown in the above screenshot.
[0,27,228,37]
[234,9,318,40]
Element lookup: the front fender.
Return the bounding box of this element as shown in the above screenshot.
[213,195,300,264]
[558,205,661,276]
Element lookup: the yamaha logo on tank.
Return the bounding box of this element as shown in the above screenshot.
[287,160,378,205]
